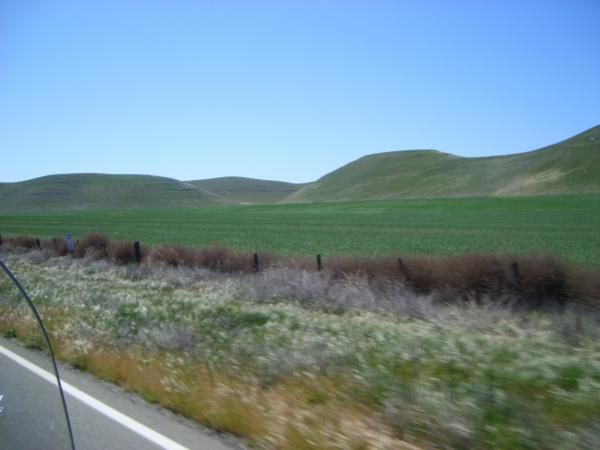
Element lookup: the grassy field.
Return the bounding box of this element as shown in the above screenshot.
[2,252,599,449]
[1,194,599,266]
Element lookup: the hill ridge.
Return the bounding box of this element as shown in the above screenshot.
[0,173,309,211]
[1,124,599,211]
[284,124,600,202]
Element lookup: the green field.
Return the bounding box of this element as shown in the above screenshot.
[1,194,599,266]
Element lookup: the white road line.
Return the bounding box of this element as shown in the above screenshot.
[0,344,188,450]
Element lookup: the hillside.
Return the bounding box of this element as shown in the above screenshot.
[0,174,220,212]
[187,177,308,203]
[285,125,600,202]
[2,125,599,211]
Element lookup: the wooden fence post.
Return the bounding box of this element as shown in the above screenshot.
[253,253,259,273]
[511,262,520,280]
[134,241,141,264]
[398,258,405,274]
[398,257,408,278]
[317,254,322,271]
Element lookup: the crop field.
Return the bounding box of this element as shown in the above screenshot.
[1,195,599,265]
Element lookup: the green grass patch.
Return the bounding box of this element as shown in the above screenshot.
[1,194,599,265]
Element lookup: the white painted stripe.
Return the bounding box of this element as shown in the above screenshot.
[0,344,188,450]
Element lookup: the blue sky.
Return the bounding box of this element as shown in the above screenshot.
[1,0,599,183]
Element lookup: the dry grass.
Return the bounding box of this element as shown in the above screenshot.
[108,240,149,264]
[3,233,599,309]
[151,244,268,273]
[149,246,182,267]
[0,302,411,449]
[194,244,254,272]
[0,311,45,350]
[3,254,599,449]
[34,323,411,448]
[75,233,109,258]
[325,253,600,309]
[62,346,410,448]
[11,235,39,249]
[42,237,69,256]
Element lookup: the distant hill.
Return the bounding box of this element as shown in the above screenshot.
[0,174,220,212]
[285,125,600,202]
[187,177,309,204]
[2,125,599,212]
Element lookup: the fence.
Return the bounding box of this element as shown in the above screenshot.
[1,232,599,309]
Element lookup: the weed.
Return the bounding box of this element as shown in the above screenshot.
[149,246,182,267]
[12,235,38,249]
[108,240,148,264]
[2,327,16,338]
[2,241,600,449]
[76,233,109,258]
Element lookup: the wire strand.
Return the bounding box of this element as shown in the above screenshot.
[0,258,76,450]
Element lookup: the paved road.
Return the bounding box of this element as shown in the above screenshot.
[0,337,243,450]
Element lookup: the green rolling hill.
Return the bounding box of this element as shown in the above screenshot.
[0,174,221,212]
[285,124,600,202]
[1,124,599,212]
[0,174,309,212]
[187,177,309,204]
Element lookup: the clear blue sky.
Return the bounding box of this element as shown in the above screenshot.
[1,0,599,183]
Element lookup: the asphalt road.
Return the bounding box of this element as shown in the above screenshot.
[0,337,243,450]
